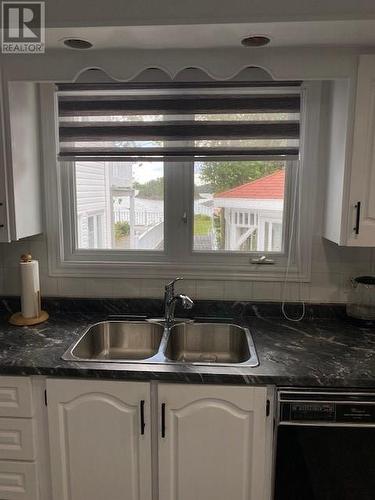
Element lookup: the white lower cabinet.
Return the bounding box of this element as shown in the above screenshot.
[46,380,273,500]
[0,461,39,500]
[0,376,46,500]
[0,418,36,461]
[158,384,271,500]
[46,379,152,500]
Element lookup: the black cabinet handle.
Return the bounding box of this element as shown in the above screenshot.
[354,201,361,235]
[161,403,166,438]
[266,399,270,417]
[0,201,4,228]
[140,400,145,435]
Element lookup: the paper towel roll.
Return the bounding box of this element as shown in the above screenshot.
[20,260,40,319]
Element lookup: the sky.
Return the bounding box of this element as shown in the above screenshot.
[132,162,163,183]
[132,162,204,184]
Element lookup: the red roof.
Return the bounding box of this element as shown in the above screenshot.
[214,169,285,199]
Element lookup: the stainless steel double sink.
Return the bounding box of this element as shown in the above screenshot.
[62,320,259,367]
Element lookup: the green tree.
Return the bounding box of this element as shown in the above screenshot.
[199,161,282,194]
[134,177,164,199]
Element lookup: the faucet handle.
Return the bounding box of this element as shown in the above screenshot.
[165,277,183,291]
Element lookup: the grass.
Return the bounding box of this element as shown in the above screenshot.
[194,214,212,236]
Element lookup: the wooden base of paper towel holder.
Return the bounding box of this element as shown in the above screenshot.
[9,311,49,326]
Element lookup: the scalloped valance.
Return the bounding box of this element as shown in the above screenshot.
[0,47,359,83]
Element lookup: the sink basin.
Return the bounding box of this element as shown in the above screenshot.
[63,320,259,367]
[165,323,258,366]
[63,321,164,362]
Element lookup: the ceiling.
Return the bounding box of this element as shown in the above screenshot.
[47,20,375,50]
[44,0,375,28]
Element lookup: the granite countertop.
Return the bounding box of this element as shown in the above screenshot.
[0,298,375,388]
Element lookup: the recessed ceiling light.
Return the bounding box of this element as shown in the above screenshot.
[241,35,271,48]
[63,38,93,50]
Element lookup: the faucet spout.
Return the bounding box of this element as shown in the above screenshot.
[179,294,194,310]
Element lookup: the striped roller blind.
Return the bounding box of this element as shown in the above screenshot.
[56,82,301,161]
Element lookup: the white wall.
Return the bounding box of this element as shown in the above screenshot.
[0,232,374,302]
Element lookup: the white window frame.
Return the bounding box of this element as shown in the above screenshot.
[41,81,321,281]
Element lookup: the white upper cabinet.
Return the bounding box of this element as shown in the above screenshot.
[346,55,375,246]
[0,74,9,242]
[0,76,43,242]
[46,379,152,500]
[324,55,375,246]
[158,384,272,500]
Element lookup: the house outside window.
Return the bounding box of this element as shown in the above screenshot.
[199,168,286,253]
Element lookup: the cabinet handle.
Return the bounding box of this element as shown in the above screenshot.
[354,201,361,235]
[140,400,145,435]
[161,403,166,438]
[0,202,4,228]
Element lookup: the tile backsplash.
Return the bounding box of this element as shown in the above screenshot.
[0,233,374,303]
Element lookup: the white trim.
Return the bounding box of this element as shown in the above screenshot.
[41,81,320,281]
[214,198,284,210]
[1,47,359,83]
[57,87,301,97]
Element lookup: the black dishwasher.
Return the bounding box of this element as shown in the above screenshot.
[274,389,375,500]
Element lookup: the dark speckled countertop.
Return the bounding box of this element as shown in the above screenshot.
[0,297,375,388]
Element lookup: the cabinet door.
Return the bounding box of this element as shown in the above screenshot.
[0,157,8,242]
[0,72,9,243]
[47,379,152,500]
[347,55,375,246]
[158,384,271,500]
[0,78,43,242]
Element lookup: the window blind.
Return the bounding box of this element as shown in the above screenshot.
[56,83,301,161]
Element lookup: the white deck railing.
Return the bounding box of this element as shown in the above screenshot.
[114,201,210,228]
[194,200,213,217]
[114,209,164,226]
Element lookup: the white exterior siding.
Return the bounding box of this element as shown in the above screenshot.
[76,162,107,214]
[75,162,134,249]
[75,162,111,248]
[214,198,283,212]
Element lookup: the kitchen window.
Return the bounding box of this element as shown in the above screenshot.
[41,79,320,280]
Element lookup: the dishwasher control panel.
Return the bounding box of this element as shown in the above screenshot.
[283,402,335,422]
[278,390,375,424]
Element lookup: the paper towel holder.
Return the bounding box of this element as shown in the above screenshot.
[9,254,49,326]
[9,309,49,326]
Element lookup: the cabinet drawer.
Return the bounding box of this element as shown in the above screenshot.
[0,419,36,461]
[0,461,38,500]
[0,378,33,418]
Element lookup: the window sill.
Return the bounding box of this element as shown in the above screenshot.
[48,257,310,282]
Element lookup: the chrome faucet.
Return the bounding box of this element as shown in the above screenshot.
[164,277,194,327]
